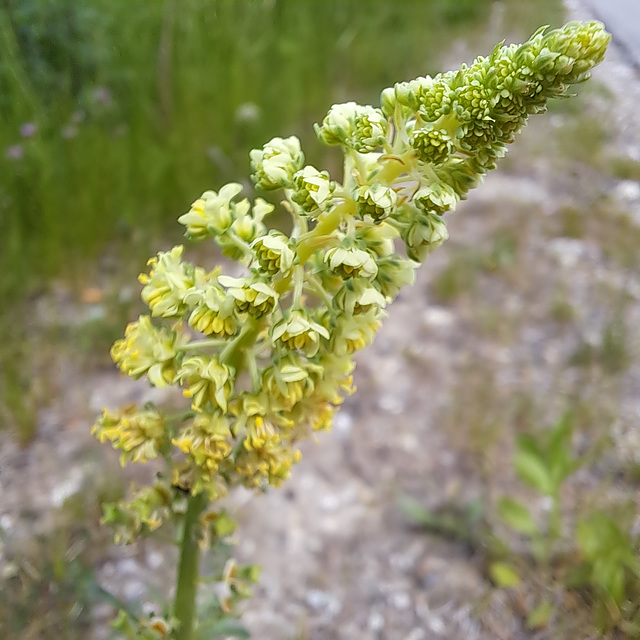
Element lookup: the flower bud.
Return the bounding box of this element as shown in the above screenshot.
[315,102,387,153]
[380,87,397,117]
[374,256,416,299]
[393,76,433,111]
[403,212,449,263]
[252,231,296,275]
[291,165,335,215]
[355,183,397,223]
[218,275,279,318]
[414,181,458,215]
[335,278,387,316]
[250,136,305,190]
[325,246,378,280]
[410,126,453,165]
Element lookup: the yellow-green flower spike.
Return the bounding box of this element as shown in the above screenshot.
[97,22,609,552]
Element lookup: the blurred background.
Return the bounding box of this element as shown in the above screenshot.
[3,1,640,639]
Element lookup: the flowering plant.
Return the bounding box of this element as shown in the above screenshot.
[93,22,609,639]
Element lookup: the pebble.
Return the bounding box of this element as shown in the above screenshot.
[305,589,342,618]
[367,609,385,632]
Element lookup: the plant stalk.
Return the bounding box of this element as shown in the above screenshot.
[174,491,208,640]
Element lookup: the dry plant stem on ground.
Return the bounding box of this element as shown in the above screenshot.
[92,21,610,639]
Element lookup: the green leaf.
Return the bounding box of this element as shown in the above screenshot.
[526,598,554,629]
[398,494,438,527]
[577,513,631,560]
[593,558,626,605]
[497,498,537,535]
[546,412,578,485]
[514,439,553,495]
[489,561,521,588]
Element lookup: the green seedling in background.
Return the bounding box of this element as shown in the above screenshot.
[497,412,579,562]
[492,412,640,635]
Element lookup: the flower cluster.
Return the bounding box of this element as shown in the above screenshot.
[95,22,609,545]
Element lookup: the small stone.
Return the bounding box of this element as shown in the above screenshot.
[615,179,640,202]
[389,591,412,611]
[305,589,342,618]
[146,549,164,570]
[367,609,385,632]
[421,307,454,328]
[378,393,406,415]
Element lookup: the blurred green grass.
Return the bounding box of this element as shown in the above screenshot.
[0,0,562,300]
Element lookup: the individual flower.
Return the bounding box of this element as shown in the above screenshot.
[382,76,433,115]
[334,278,387,316]
[252,231,295,275]
[218,275,279,318]
[178,183,242,240]
[231,198,272,245]
[243,414,277,451]
[92,405,167,465]
[373,256,416,299]
[315,102,388,152]
[250,136,305,190]
[178,356,234,412]
[272,309,330,357]
[331,310,383,356]
[355,222,397,258]
[453,68,492,123]
[403,211,449,262]
[139,245,195,318]
[185,277,238,338]
[172,412,232,473]
[414,181,458,215]
[110,315,184,387]
[325,246,378,280]
[291,165,335,215]
[102,480,172,544]
[355,184,397,223]
[234,431,301,488]
[262,355,318,411]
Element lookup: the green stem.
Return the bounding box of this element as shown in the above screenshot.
[376,150,416,185]
[176,338,227,352]
[297,201,354,264]
[548,492,562,550]
[220,317,262,370]
[174,491,208,640]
